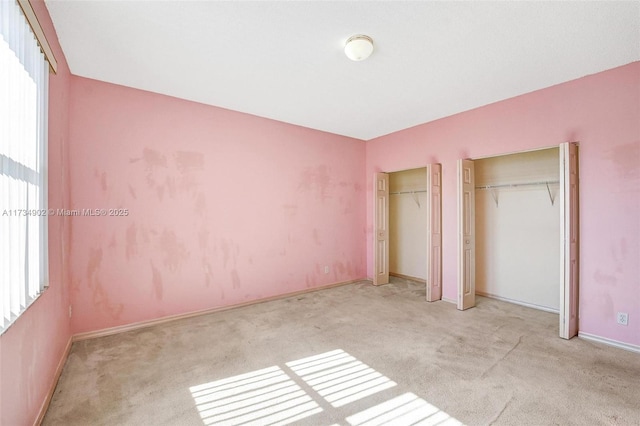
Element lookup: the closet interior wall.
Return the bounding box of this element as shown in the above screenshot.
[389,168,427,281]
[475,148,560,312]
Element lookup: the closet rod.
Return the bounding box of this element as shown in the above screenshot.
[389,190,428,195]
[475,180,559,190]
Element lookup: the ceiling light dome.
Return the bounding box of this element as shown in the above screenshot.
[344,35,374,61]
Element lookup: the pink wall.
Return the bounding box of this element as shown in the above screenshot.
[0,1,72,425]
[1,7,636,422]
[67,78,367,333]
[366,62,640,347]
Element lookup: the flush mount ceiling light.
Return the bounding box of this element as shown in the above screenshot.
[344,34,374,61]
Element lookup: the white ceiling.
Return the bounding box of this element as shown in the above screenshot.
[45,1,640,141]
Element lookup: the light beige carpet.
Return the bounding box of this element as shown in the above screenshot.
[43,278,640,425]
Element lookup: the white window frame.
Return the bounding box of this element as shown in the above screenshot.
[1,0,53,333]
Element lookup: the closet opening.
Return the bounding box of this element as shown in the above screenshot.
[456,142,579,339]
[475,148,560,313]
[389,168,428,285]
[373,164,442,301]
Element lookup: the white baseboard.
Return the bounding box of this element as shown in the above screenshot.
[35,335,73,425]
[389,272,426,283]
[73,278,364,341]
[476,291,559,314]
[578,332,640,354]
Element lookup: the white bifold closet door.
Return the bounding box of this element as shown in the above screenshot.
[373,173,389,286]
[559,142,579,339]
[426,164,442,302]
[457,159,476,310]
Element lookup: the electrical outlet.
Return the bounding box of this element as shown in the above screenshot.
[617,312,628,326]
[68,305,73,318]
[324,266,329,274]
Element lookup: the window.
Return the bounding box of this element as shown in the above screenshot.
[0,0,50,332]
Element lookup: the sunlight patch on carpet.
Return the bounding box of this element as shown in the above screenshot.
[189,366,321,425]
[346,392,464,426]
[190,350,462,425]
[286,349,397,407]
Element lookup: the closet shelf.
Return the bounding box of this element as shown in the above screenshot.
[475,180,560,207]
[389,190,426,208]
[389,190,427,195]
[474,180,559,190]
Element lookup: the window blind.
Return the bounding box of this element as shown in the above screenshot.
[0,0,49,332]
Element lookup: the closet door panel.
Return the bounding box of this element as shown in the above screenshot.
[426,163,442,302]
[373,173,389,286]
[559,142,579,339]
[458,159,475,310]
